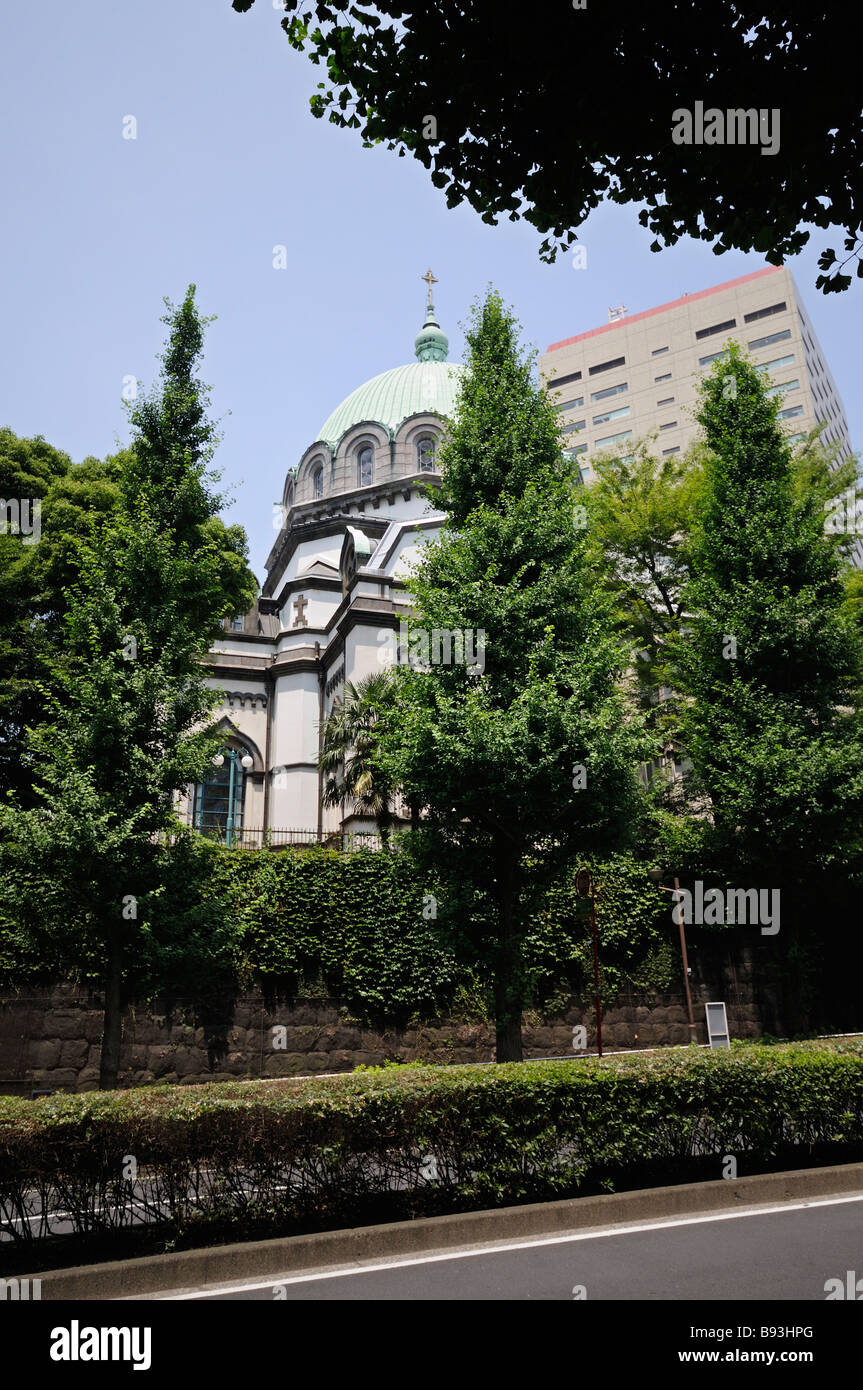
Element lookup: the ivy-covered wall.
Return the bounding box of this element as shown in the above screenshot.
[0,840,770,1092]
[133,840,680,1023]
[1,838,753,1024]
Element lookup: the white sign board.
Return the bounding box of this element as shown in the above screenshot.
[705,1001,730,1049]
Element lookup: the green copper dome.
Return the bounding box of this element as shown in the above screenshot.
[318,360,465,449]
[317,273,464,447]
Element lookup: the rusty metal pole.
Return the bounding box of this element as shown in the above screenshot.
[591,881,603,1057]
[674,876,698,1043]
[576,868,602,1057]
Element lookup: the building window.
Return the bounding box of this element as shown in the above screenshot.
[698,349,730,367]
[193,746,251,845]
[590,382,628,402]
[659,420,677,430]
[417,436,436,471]
[312,465,323,498]
[562,419,586,434]
[748,328,792,350]
[662,446,680,456]
[556,396,584,410]
[548,369,582,388]
[358,445,374,487]
[757,353,795,372]
[695,318,737,340]
[787,432,805,443]
[594,428,633,448]
[655,372,672,383]
[230,615,244,633]
[563,444,589,459]
[743,301,787,323]
[592,405,631,427]
[778,404,804,419]
[588,355,626,376]
[651,346,669,356]
[657,396,675,406]
[765,379,799,397]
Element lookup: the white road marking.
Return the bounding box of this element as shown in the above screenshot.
[162,1191,863,1299]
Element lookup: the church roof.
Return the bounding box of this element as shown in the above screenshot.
[318,360,465,449]
[317,271,466,448]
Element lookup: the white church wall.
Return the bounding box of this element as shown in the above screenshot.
[244,773,265,829]
[374,492,438,523]
[268,765,320,831]
[390,530,440,581]
[214,706,268,757]
[209,639,273,658]
[208,687,268,761]
[269,670,321,829]
[345,623,390,688]
[278,586,340,639]
[284,537,342,582]
[212,678,266,696]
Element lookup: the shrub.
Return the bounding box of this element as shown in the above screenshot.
[1,1039,861,1266]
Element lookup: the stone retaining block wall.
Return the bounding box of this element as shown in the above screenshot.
[0,939,763,1092]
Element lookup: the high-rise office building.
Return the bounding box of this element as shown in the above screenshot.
[540,265,853,480]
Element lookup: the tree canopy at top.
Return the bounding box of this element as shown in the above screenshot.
[232,0,862,294]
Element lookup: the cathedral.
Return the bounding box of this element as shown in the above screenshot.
[181,273,465,845]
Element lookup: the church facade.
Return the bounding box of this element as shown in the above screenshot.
[181,276,465,844]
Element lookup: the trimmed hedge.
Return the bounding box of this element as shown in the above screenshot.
[1,1039,862,1265]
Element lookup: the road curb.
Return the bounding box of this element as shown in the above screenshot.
[34,1161,863,1300]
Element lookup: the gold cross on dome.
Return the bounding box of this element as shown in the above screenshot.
[422,267,438,311]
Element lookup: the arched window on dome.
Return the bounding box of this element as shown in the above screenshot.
[312,464,324,499]
[417,436,437,472]
[193,743,253,846]
[358,446,374,488]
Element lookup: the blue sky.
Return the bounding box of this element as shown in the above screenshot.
[1,0,859,582]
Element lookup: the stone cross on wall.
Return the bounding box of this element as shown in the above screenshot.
[292,594,308,628]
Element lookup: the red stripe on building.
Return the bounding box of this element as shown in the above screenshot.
[546,266,783,353]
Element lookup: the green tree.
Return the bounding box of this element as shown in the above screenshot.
[0,288,243,1088]
[378,290,651,1061]
[0,426,255,806]
[233,0,863,293]
[583,425,859,778]
[320,671,398,844]
[583,442,703,740]
[673,344,863,950]
[0,432,120,803]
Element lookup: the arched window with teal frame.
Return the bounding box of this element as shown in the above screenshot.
[193,743,253,844]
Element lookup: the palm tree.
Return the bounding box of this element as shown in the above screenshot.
[319,671,397,845]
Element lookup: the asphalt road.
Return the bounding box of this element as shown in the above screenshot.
[166,1193,863,1301]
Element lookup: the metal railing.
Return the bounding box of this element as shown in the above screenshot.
[172,826,385,852]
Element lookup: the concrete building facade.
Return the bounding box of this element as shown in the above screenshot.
[539,265,852,480]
